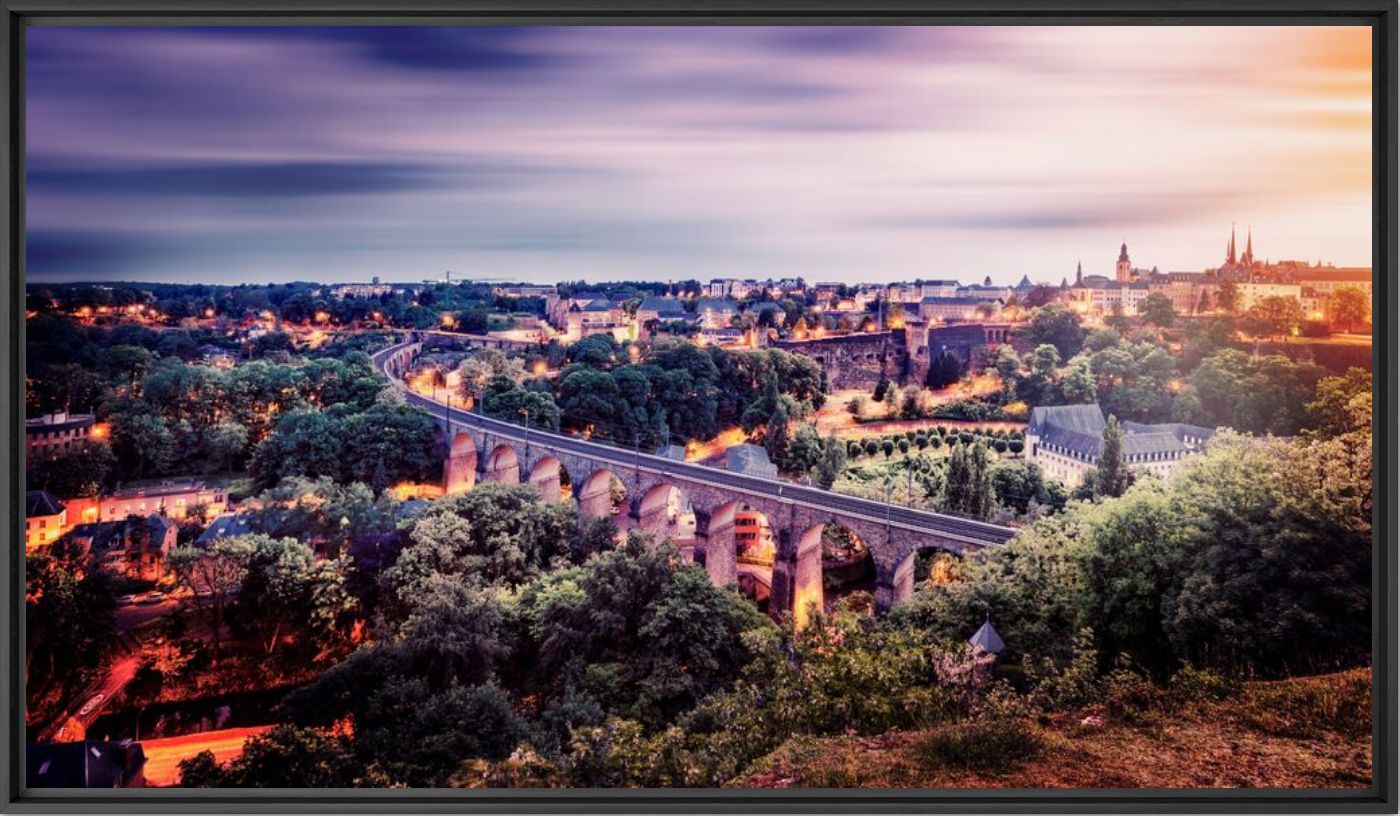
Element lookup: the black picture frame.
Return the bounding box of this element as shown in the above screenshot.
[2,2,1394,812]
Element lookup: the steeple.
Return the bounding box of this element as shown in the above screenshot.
[1115,240,1133,282]
[1074,261,1084,287]
[1243,226,1254,265]
[1227,224,1237,266]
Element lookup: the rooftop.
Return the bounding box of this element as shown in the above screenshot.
[26,490,65,518]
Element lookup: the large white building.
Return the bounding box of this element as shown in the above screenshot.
[1026,404,1214,487]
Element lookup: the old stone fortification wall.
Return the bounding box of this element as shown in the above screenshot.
[771,331,905,391]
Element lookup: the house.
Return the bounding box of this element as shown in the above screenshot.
[25,490,68,551]
[695,299,740,330]
[564,298,633,341]
[26,410,97,457]
[27,740,146,788]
[1026,404,1214,487]
[635,297,692,325]
[97,479,228,521]
[194,512,257,547]
[65,515,178,581]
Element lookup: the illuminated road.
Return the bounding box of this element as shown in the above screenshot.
[140,726,273,786]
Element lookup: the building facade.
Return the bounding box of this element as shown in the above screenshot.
[26,411,97,457]
[1026,404,1213,487]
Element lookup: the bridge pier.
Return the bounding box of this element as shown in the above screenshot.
[699,513,737,589]
[769,526,824,629]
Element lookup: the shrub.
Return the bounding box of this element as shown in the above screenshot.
[1168,665,1239,705]
[915,719,1043,772]
[1237,669,1371,740]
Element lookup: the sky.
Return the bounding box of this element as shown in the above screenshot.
[26,25,1373,286]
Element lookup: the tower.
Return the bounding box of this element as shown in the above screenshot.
[1227,224,1237,267]
[1074,261,1084,287]
[1243,226,1254,266]
[1116,241,1132,282]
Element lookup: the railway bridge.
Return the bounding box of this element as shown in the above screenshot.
[374,340,1015,626]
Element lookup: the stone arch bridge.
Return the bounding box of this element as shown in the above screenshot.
[374,340,1014,625]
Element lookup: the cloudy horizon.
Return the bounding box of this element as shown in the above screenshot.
[27,25,1373,286]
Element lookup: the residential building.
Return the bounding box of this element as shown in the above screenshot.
[695,299,740,330]
[194,512,257,548]
[917,296,1004,323]
[564,298,633,341]
[492,284,555,299]
[64,515,178,581]
[26,411,97,457]
[635,296,692,325]
[1236,282,1303,312]
[327,282,394,299]
[97,479,229,521]
[25,490,67,551]
[1026,404,1213,487]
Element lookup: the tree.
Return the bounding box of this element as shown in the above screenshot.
[25,553,118,711]
[1079,483,1187,672]
[1022,304,1085,359]
[1094,415,1131,498]
[203,421,249,472]
[815,433,847,489]
[169,537,254,663]
[249,410,343,490]
[110,407,175,478]
[385,484,575,601]
[1138,292,1176,327]
[784,423,824,476]
[339,400,441,490]
[1058,354,1097,404]
[924,352,965,389]
[1162,434,1370,674]
[764,404,792,467]
[1307,367,1371,438]
[233,535,355,657]
[26,440,115,498]
[179,725,351,788]
[872,375,890,403]
[1328,286,1369,332]
[992,345,1022,401]
[1215,280,1240,315]
[942,441,994,519]
[1241,295,1303,339]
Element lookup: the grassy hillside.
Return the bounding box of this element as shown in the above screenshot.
[738,668,1371,789]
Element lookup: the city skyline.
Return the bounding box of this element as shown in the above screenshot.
[28,25,1372,285]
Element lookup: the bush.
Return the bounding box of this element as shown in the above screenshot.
[1168,665,1239,705]
[1237,669,1371,740]
[915,719,1042,772]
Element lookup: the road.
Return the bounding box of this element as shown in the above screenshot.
[375,342,1016,549]
[40,597,182,743]
[139,726,273,786]
[43,653,142,743]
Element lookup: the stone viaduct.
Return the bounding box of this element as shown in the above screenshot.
[375,339,1014,627]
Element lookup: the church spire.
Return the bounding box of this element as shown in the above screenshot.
[1243,226,1254,265]
[1075,260,1083,286]
[1227,224,1237,266]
